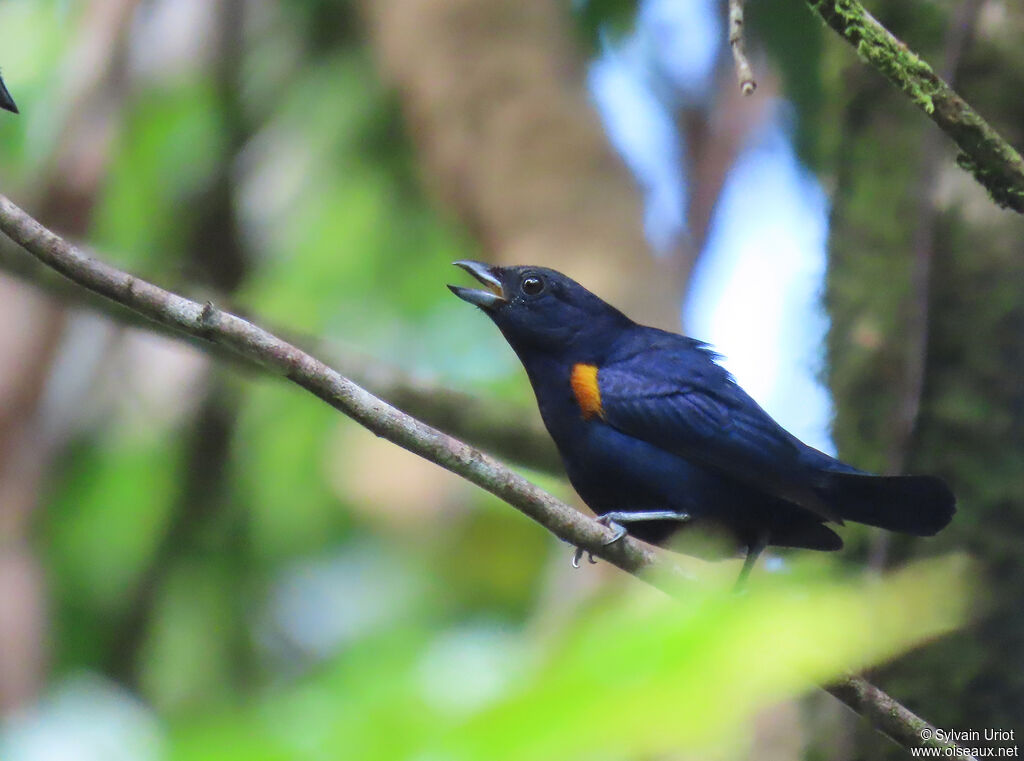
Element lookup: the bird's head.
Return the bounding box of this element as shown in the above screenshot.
[448,260,631,357]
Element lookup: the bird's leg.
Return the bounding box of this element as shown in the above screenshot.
[734,530,770,592]
[599,510,692,537]
[571,510,691,568]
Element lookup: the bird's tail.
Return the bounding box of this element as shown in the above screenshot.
[815,471,955,535]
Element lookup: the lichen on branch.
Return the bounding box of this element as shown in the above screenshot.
[807,0,1024,212]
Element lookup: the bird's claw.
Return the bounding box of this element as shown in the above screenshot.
[571,546,599,568]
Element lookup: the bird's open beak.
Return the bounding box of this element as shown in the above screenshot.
[448,260,507,309]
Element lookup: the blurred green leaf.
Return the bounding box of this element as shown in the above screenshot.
[45,431,180,669]
[93,82,224,271]
[233,379,350,559]
[439,556,969,761]
[167,556,968,761]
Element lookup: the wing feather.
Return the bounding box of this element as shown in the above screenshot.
[598,334,841,522]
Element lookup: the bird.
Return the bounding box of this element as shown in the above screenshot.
[449,260,955,586]
[0,72,18,114]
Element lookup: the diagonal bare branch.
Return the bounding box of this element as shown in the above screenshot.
[0,193,647,575]
[0,241,562,474]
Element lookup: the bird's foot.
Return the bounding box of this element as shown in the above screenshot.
[570,515,629,568]
[597,514,629,544]
[570,511,692,569]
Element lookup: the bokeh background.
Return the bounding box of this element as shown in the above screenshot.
[0,0,1021,759]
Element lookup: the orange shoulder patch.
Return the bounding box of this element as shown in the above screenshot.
[570,363,604,420]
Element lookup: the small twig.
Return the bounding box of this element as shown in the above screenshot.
[728,0,757,96]
[0,193,974,759]
[807,0,1024,213]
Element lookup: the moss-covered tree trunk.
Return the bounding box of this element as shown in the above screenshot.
[820,0,1024,750]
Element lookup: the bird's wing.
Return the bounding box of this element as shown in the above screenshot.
[597,337,842,522]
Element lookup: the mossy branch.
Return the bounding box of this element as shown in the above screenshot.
[807,0,1024,212]
[0,192,975,759]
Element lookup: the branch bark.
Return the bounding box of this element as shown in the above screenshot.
[825,674,955,754]
[0,193,646,575]
[0,192,975,759]
[0,247,562,474]
[807,0,1024,213]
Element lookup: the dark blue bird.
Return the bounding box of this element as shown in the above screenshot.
[449,261,955,585]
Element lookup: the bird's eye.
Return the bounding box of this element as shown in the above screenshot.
[521,276,544,296]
